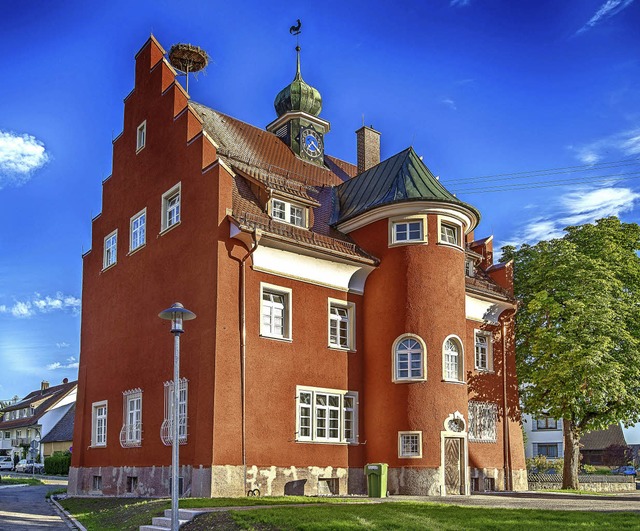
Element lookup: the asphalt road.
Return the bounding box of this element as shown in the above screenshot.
[0,482,68,530]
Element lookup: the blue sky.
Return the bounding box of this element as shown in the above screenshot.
[1,0,639,431]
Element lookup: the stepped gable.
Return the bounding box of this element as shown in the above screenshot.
[334,147,480,224]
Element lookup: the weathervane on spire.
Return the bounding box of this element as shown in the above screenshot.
[289,19,302,49]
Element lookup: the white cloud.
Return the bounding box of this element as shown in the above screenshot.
[501,185,640,248]
[0,131,49,188]
[56,342,70,348]
[441,98,457,111]
[450,0,471,6]
[46,360,79,370]
[578,0,636,33]
[570,127,640,164]
[0,292,81,319]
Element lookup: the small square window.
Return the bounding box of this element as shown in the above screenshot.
[136,121,146,152]
[162,184,181,232]
[92,475,103,491]
[260,283,292,340]
[399,431,422,458]
[440,223,458,245]
[103,231,117,269]
[130,209,146,252]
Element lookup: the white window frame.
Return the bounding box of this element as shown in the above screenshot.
[91,400,108,447]
[468,401,498,443]
[161,183,181,232]
[260,282,292,340]
[328,299,355,351]
[120,389,142,448]
[398,431,422,458]
[437,216,463,249]
[161,378,188,446]
[103,230,117,269]
[392,334,427,383]
[129,208,146,252]
[474,330,493,372]
[270,198,307,228]
[295,385,358,444]
[443,335,464,382]
[136,121,146,152]
[465,259,475,277]
[388,215,427,246]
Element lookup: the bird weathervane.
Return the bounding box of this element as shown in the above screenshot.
[289,19,302,36]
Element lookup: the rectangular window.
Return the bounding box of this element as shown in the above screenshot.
[468,401,498,442]
[536,417,558,430]
[296,386,358,444]
[328,300,355,350]
[130,209,146,251]
[474,331,493,371]
[120,389,142,447]
[92,475,102,491]
[270,198,306,228]
[389,216,426,246]
[260,283,291,340]
[127,476,138,493]
[103,230,117,269]
[398,431,422,458]
[136,121,146,151]
[465,259,475,277]
[4,432,9,439]
[162,184,181,231]
[536,443,559,458]
[440,223,459,245]
[161,378,188,446]
[92,401,108,447]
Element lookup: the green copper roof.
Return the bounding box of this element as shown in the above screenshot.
[334,147,480,224]
[274,47,322,117]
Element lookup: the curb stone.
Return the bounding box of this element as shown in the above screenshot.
[50,496,86,531]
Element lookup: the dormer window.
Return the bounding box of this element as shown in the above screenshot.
[465,259,475,277]
[271,198,306,228]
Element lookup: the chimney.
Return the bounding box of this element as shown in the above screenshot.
[356,125,381,174]
[41,381,50,392]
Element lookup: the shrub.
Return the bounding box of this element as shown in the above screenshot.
[581,464,597,474]
[44,451,71,475]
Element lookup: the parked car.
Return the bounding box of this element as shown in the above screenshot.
[612,466,637,475]
[0,456,12,471]
[14,459,43,473]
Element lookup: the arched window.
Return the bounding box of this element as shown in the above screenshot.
[393,335,426,382]
[443,336,464,382]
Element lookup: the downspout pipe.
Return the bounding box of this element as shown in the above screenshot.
[502,316,512,491]
[240,230,260,495]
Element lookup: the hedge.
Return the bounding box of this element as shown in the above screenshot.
[44,451,71,475]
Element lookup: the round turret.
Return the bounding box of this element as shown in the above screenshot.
[274,46,322,117]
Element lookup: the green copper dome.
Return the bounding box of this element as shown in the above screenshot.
[274,46,322,117]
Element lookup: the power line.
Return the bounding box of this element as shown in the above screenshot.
[443,156,640,185]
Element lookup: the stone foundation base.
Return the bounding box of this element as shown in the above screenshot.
[470,467,528,492]
[69,464,524,497]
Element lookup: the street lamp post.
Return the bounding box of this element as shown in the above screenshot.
[159,302,196,531]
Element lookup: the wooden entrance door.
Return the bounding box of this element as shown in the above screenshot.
[444,437,465,495]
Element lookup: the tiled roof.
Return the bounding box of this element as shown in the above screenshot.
[191,100,377,264]
[41,404,75,444]
[0,381,77,430]
[334,147,480,225]
[466,266,514,302]
[580,424,627,451]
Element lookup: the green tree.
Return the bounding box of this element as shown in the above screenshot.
[502,217,640,489]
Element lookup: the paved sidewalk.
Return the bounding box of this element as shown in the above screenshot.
[0,482,69,530]
[390,491,640,512]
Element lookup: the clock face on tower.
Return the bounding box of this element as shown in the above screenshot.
[300,127,323,159]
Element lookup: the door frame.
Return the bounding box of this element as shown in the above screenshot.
[440,411,469,495]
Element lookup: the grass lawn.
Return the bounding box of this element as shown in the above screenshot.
[0,476,43,486]
[58,496,370,531]
[219,502,640,530]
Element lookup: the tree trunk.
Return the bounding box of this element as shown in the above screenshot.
[562,419,580,489]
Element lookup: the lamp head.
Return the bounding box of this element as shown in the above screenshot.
[159,302,196,333]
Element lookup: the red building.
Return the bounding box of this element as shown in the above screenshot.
[69,36,526,497]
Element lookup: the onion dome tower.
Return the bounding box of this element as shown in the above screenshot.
[267,44,330,166]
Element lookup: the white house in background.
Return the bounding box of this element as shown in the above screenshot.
[0,379,77,462]
[522,414,564,460]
